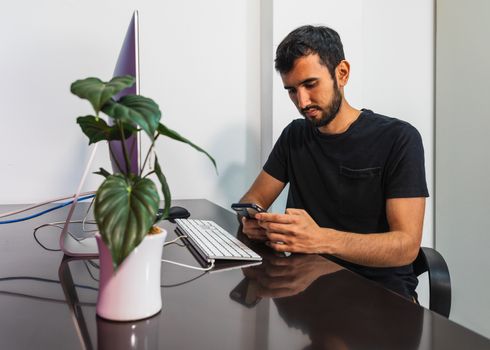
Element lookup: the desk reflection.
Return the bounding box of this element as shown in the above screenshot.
[240,252,424,350]
[97,314,161,350]
[241,253,342,299]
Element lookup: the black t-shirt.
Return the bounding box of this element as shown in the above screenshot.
[263,109,429,291]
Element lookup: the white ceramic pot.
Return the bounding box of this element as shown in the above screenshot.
[95,229,167,321]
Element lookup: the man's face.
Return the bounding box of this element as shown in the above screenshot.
[281,54,342,128]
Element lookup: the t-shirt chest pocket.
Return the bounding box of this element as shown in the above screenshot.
[338,166,383,218]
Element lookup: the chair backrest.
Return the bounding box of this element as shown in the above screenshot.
[413,247,452,317]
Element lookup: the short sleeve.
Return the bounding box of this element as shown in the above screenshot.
[385,124,429,198]
[263,123,291,183]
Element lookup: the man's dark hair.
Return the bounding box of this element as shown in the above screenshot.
[275,25,345,78]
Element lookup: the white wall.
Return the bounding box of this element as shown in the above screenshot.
[0,0,261,210]
[269,0,434,247]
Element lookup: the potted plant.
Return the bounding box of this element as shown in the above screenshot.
[71,75,216,321]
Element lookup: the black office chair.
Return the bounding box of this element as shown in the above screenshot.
[412,247,451,317]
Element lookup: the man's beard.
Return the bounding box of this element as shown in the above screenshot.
[301,81,342,128]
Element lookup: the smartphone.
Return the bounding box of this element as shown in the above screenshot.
[229,277,262,308]
[231,203,267,219]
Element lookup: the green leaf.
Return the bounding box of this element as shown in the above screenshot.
[94,167,111,178]
[154,156,171,221]
[94,174,160,268]
[77,115,136,144]
[102,95,161,140]
[157,123,217,172]
[71,76,135,113]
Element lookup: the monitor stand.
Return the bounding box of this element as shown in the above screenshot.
[59,144,99,257]
[62,235,98,257]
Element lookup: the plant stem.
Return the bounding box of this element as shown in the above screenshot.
[143,170,155,178]
[140,133,157,174]
[118,121,132,175]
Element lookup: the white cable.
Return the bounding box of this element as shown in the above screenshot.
[34,220,97,227]
[163,235,188,246]
[81,198,98,233]
[161,258,215,271]
[0,191,96,219]
[34,220,97,242]
[161,235,215,270]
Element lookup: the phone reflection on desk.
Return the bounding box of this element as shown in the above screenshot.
[229,277,262,308]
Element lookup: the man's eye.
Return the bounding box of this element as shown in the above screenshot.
[304,82,317,89]
[287,89,296,95]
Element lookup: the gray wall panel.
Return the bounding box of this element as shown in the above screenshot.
[436,0,490,338]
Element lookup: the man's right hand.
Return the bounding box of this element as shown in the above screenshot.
[241,216,268,241]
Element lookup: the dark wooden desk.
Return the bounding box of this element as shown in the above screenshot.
[1,199,489,349]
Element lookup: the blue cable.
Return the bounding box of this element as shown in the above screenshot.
[0,195,95,224]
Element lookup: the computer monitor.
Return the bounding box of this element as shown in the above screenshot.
[109,10,140,175]
[60,11,141,257]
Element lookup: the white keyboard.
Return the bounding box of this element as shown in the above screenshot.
[175,219,262,263]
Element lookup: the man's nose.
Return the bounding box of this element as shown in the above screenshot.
[296,89,311,109]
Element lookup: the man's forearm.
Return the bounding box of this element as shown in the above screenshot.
[320,228,420,267]
[239,193,269,210]
[239,170,286,211]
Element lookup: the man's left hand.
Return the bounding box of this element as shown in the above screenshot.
[255,209,326,254]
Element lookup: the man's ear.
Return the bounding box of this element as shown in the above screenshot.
[335,60,350,87]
